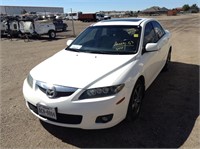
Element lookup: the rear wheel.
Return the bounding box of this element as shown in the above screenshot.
[49,30,56,39]
[126,79,144,121]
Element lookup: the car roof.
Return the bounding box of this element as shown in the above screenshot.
[92,18,152,26]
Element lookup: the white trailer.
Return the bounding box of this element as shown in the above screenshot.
[19,19,56,39]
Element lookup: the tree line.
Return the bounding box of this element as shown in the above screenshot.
[182,4,199,13]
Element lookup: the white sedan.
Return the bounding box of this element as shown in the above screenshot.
[23,18,172,129]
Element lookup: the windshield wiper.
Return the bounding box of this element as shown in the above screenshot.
[83,50,106,54]
[83,49,120,54]
[66,48,136,55]
[66,48,81,52]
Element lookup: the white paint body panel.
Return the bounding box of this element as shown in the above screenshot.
[19,20,55,35]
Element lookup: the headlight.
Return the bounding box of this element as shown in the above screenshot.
[79,84,124,99]
[27,74,33,88]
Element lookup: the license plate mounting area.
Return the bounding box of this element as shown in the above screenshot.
[37,104,57,120]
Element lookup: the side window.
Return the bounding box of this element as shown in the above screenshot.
[152,21,165,40]
[143,22,157,47]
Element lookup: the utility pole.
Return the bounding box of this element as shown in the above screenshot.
[71,8,75,37]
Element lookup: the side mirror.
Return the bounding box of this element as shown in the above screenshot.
[165,29,170,35]
[145,43,159,52]
[66,39,74,46]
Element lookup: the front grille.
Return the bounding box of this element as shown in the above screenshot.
[27,102,82,124]
[38,86,74,98]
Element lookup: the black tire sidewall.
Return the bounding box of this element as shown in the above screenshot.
[126,79,144,121]
[163,50,171,71]
[49,31,56,39]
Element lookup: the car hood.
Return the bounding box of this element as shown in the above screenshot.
[31,50,136,89]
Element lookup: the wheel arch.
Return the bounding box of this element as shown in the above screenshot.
[130,75,145,98]
[137,75,145,90]
[48,29,55,33]
[126,75,145,121]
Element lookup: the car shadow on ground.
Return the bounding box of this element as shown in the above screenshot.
[41,61,199,148]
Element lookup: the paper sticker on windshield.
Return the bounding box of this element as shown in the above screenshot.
[70,45,82,49]
[134,34,139,38]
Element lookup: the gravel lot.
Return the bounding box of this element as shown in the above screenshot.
[0,14,199,148]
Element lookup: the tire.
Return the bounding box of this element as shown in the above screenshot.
[126,79,144,121]
[48,30,56,39]
[163,49,171,71]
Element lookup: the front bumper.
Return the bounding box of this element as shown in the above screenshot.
[23,79,130,129]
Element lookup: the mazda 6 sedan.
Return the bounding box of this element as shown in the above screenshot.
[23,18,172,129]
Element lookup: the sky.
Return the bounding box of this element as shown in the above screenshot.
[0,0,199,12]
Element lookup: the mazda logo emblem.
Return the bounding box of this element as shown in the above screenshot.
[46,86,57,98]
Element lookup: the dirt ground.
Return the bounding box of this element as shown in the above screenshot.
[0,14,199,148]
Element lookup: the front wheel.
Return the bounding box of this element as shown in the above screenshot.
[126,79,144,121]
[163,49,171,71]
[48,30,56,39]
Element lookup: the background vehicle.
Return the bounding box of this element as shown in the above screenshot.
[96,13,111,20]
[53,19,68,31]
[8,18,20,36]
[0,16,21,37]
[19,19,56,39]
[65,12,82,20]
[79,13,110,22]
[0,17,7,36]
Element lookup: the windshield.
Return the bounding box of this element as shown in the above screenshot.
[66,25,141,54]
